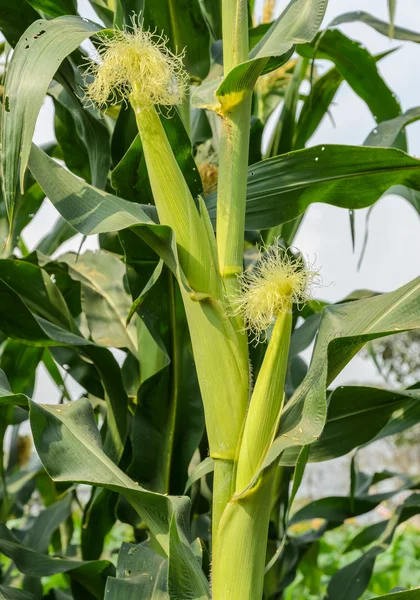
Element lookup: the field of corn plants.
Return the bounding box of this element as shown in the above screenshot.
[1,0,420,598]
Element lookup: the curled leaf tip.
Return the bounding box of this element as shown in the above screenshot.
[234,243,320,342]
[84,16,188,110]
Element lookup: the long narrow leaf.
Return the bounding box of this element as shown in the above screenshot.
[1,16,101,221]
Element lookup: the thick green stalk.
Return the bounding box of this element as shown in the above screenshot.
[222,0,249,75]
[217,0,252,296]
[212,466,276,600]
[236,308,293,491]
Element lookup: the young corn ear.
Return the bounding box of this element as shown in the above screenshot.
[85,23,249,485]
[212,245,319,600]
[234,245,320,489]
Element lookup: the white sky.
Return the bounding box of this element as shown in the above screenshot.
[27,0,420,400]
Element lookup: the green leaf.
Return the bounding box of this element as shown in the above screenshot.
[0,586,37,600]
[250,0,327,60]
[30,139,420,269]
[0,341,43,396]
[326,546,382,600]
[290,478,420,525]
[199,0,222,40]
[257,277,420,484]
[25,0,77,18]
[326,494,420,600]
[0,258,128,463]
[206,145,420,230]
[28,145,156,235]
[23,494,73,554]
[142,0,210,79]
[265,58,307,157]
[330,11,420,43]
[289,313,322,358]
[49,80,110,190]
[280,386,420,464]
[184,457,214,494]
[1,16,101,221]
[36,217,77,255]
[29,398,210,598]
[364,106,420,147]
[59,250,138,356]
[0,368,29,408]
[105,543,168,599]
[372,394,420,442]
[87,0,113,28]
[295,47,397,149]
[295,66,343,149]
[298,30,402,132]
[27,145,183,281]
[121,231,204,496]
[0,522,114,591]
[0,0,39,47]
[7,177,46,257]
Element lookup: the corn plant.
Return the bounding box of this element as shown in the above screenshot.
[1,0,420,598]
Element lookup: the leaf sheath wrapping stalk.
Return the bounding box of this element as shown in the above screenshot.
[212,466,276,600]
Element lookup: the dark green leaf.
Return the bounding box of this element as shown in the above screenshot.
[49,79,111,190]
[0,258,128,463]
[295,66,343,149]
[36,217,77,256]
[0,341,43,396]
[82,489,118,560]
[298,30,403,136]
[199,0,222,40]
[280,387,420,465]
[0,368,29,408]
[325,546,382,600]
[207,145,420,230]
[26,0,77,18]
[375,590,420,599]
[142,0,210,79]
[327,494,420,600]
[122,231,204,495]
[27,145,184,281]
[0,586,37,600]
[0,1,39,47]
[29,399,210,598]
[266,58,307,157]
[24,494,73,554]
[0,522,114,586]
[28,145,157,235]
